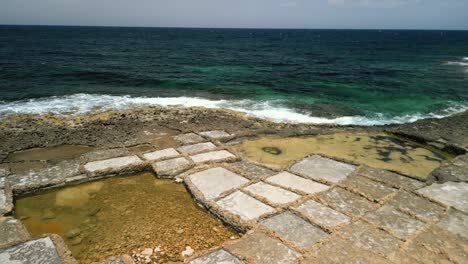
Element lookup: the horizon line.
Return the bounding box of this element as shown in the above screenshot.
[1,24,467,31]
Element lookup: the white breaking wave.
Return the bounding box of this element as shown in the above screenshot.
[1,94,467,126]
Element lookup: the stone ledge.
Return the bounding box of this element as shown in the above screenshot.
[84,155,145,177]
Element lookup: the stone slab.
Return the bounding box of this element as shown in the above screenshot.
[177,142,216,154]
[339,220,402,255]
[188,167,249,200]
[403,226,468,264]
[290,155,356,184]
[245,182,300,205]
[340,175,397,202]
[174,133,206,144]
[358,166,425,190]
[143,148,179,161]
[317,187,375,217]
[387,191,445,222]
[229,161,276,179]
[198,130,231,139]
[225,232,300,264]
[365,205,425,238]
[216,191,274,221]
[417,182,468,213]
[0,237,62,264]
[436,209,468,240]
[295,200,350,229]
[84,155,143,176]
[189,249,243,264]
[429,154,468,183]
[260,211,328,248]
[0,217,29,248]
[152,157,191,177]
[8,159,81,193]
[0,188,13,215]
[190,150,236,164]
[301,237,392,264]
[266,172,329,195]
[0,166,8,177]
[82,148,130,162]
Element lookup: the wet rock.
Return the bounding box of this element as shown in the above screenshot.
[0,217,29,248]
[0,237,62,264]
[41,209,56,220]
[428,154,468,183]
[0,187,13,215]
[66,228,81,239]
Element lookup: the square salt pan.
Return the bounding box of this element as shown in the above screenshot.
[291,155,356,183]
[84,155,143,174]
[260,211,328,248]
[245,182,301,205]
[153,157,191,176]
[190,150,236,164]
[198,130,231,139]
[174,133,205,144]
[189,167,249,200]
[216,191,274,221]
[295,200,350,229]
[143,148,179,161]
[266,172,329,194]
[177,142,216,154]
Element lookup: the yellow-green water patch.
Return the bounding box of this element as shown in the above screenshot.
[233,133,454,179]
[6,145,94,161]
[15,172,236,263]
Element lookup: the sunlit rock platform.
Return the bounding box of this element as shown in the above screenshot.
[0,129,467,264]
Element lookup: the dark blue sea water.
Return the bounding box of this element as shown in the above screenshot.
[0,26,467,124]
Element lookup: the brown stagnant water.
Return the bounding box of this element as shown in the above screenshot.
[6,145,94,161]
[15,172,237,263]
[233,132,454,179]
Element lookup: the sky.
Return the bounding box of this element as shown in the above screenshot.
[1,0,467,30]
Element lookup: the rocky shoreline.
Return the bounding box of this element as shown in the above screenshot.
[0,106,467,264]
[0,106,467,159]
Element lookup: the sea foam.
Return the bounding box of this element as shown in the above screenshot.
[1,94,467,126]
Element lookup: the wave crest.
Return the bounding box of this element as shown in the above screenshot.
[0,94,467,125]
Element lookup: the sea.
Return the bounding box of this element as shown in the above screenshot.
[0,25,467,125]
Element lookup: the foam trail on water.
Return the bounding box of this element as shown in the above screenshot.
[0,94,467,125]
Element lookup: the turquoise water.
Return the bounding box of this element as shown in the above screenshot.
[0,26,467,124]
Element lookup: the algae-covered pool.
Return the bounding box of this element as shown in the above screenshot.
[15,172,236,263]
[233,133,454,179]
[6,145,94,161]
